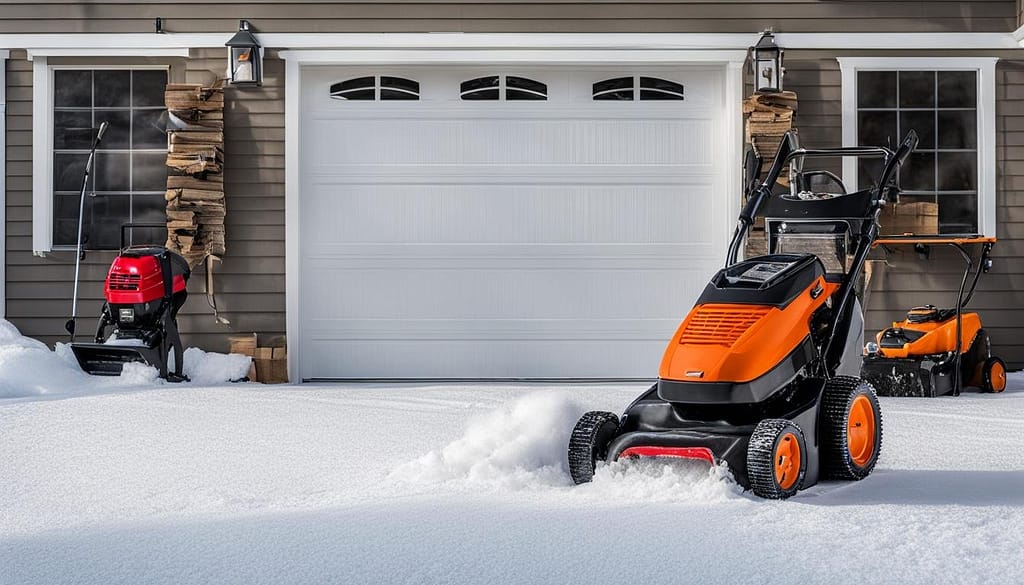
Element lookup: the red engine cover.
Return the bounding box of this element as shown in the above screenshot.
[105,254,187,304]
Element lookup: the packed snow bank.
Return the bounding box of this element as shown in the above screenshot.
[0,319,251,399]
[391,391,743,501]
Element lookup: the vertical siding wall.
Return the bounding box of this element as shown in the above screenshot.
[3,51,285,352]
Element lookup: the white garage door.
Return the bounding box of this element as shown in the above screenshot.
[298,65,733,380]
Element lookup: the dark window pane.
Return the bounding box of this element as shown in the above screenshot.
[84,194,131,250]
[857,71,896,108]
[330,77,375,100]
[54,111,94,149]
[129,194,168,246]
[461,76,500,100]
[380,89,418,100]
[507,77,548,101]
[132,152,167,191]
[938,71,976,108]
[54,70,92,108]
[639,77,684,100]
[506,76,547,100]
[938,194,978,234]
[937,110,977,149]
[380,76,419,100]
[133,109,168,149]
[858,111,897,148]
[53,193,84,246]
[94,70,131,107]
[54,153,89,191]
[94,152,130,191]
[902,152,936,191]
[937,152,977,191]
[593,77,634,101]
[899,111,935,149]
[899,71,935,108]
[858,158,885,189]
[95,110,131,150]
[132,70,168,107]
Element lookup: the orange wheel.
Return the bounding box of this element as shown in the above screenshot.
[983,357,1007,393]
[822,377,883,481]
[747,419,806,499]
[847,395,877,468]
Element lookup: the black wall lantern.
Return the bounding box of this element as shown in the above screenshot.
[226,19,262,86]
[751,30,783,94]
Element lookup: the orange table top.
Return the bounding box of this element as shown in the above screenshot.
[874,235,996,246]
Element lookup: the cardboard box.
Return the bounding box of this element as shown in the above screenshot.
[879,201,938,236]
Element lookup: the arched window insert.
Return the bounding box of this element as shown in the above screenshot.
[593,76,685,101]
[460,75,548,101]
[330,76,420,100]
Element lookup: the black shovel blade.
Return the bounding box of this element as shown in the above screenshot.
[70,343,154,376]
[65,318,76,337]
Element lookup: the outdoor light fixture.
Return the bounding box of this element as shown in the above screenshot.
[226,19,262,87]
[751,30,783,93]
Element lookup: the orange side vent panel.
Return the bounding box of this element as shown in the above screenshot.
[680,305,773,347]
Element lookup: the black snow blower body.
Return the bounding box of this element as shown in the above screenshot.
[70,225,191,381]
[567,130,918,499]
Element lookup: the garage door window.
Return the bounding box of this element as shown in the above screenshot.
[460,75,547,101]
[593,77,685,101]
[330,76,420,100]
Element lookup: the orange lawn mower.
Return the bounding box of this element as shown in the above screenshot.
[861,236,1007,396]
[567,130,918,499]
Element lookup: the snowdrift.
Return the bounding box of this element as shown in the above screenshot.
[0,319,252,399]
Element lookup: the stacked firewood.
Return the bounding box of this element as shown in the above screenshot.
[164,83,226,268]
[743,91,798,182]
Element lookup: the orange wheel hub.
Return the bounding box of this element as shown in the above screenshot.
[774,432,801,490]
[848,395,877,467]
[991,361,1007,393]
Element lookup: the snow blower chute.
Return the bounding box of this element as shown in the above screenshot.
[568,130,918,499]
[861,237,1006,396]
[70,224,191,381]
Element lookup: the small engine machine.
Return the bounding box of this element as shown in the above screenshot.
[70,225,191,381]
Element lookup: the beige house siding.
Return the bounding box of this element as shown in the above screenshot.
[0,1,1015,34]
[3,50,286,352]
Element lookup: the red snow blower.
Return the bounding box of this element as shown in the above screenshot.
[69,224,191,381]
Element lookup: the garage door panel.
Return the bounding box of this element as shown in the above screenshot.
[302,339,672,380]
[301,267,709,320]
[298,65,729,379]
[304,116,713,167]
[301,183,717,245]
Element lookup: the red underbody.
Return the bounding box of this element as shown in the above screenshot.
[618,446,716,464]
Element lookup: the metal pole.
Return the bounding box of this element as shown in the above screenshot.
[65,121,107,341]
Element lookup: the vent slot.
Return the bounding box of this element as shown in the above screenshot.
[680,306,772,346]
[108,273,141,291]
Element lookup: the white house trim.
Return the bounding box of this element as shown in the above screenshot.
[0,32,1021,53]
[31,63,171,255]
[837,57,999,237]
[0,51,7,318]
[278,49,748,65]
[284,57,301,383]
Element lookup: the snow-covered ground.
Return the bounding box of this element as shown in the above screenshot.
[2,321,1023,584]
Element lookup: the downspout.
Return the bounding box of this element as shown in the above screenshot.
[0,50,8,319]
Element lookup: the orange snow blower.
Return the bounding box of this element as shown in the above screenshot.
[861,237,1006,396]
[568,130,918,499]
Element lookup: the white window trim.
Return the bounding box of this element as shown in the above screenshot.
[838,57,998,237]
[1,50,8,318]
[31,62,170,255]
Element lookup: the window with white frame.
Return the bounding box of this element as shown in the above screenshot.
[839,58,996,236]
[51,68,168,250]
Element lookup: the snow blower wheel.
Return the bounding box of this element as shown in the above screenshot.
[568,411,619,484]
[822,377,882,480]
[747,419,807,500]
[983,357,1007,393]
